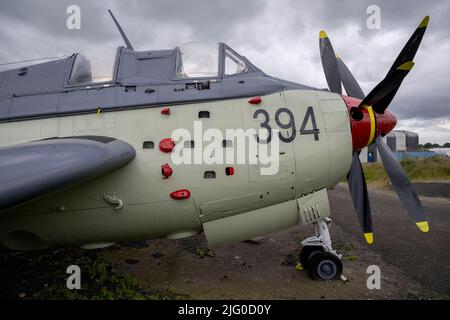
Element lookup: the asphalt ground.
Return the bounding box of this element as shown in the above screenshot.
[100,183,449,299]
[412,182,450,198]
[330,183,450,296]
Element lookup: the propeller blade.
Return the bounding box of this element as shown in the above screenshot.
[359,61,414,110]
[360,16,429,113]
[371,16,429,113]
[388,16,429,75]
[336,57,365,99]
[319,31,342,94]
[347,153,373,244]
[375,136,429,232]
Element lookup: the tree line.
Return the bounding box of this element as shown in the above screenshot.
[419,142,450,149]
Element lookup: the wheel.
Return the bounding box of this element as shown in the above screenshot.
[307,251,343,281]
[299,246,323,269]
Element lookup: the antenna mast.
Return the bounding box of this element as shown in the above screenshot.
[108,9,134,50]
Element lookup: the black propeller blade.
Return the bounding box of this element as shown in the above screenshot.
[388,16,429,75]
[375,137,429,232]
[359,61,414,110]
[319,31,342,94]
[360,16,429,113]
[347,153,373,243]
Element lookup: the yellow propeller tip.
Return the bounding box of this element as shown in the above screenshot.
[419,16,430,28]
[416,221,429,233]
[319,30,328,39]
[397,61,415,71]
[364,233,374,244]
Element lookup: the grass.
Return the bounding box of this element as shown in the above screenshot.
[334,241,359,262]
[0,248,190,300]
[362,156,450,188]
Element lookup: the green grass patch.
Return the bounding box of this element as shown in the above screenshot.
[333,241,359,262]
[341,255,359,262]
[362,156,450,188]
[0,248,190,300]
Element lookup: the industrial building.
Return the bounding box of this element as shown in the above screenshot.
[359,130,436,163]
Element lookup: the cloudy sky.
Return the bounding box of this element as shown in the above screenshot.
[0,0,449,144]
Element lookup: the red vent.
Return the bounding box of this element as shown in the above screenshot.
[225,167,234,176]
[161,107,170,115]
[161,163,173,179]
[170,189,191,200]
[159,138,175,153]
[248,96,262,105]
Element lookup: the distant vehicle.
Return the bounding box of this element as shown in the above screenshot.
[0,11,430,280]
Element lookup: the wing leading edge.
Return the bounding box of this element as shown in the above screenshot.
[0,136,136,212]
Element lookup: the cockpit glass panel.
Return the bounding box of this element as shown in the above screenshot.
[68,48,116,85]
[176,42,219,78]
[224,49,248,76]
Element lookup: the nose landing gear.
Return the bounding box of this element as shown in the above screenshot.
[300,218,343,280]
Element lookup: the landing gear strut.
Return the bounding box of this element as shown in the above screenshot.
[300,218,343,280]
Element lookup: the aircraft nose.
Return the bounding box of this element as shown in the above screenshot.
[377,110,397,137]
[341,95,397,152]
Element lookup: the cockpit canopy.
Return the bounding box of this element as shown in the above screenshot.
[68,47,117,86]
[175,42,253,79]
[67,42,258,86]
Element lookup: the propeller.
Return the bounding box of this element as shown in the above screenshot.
[319,16,430,243]
[347,153,373,243]
[376,136,429,232]
[319,31,342,94]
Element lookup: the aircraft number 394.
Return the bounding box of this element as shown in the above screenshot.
[253,106,320,143]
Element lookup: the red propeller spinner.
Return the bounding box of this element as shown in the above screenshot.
[341,95,397,152]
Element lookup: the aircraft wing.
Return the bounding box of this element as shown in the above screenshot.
[0,136,136,212]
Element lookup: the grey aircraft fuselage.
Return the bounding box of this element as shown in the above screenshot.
[0,43,353,250]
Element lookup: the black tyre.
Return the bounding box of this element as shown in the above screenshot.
[299,246,323,269]
[307,251,343,281]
